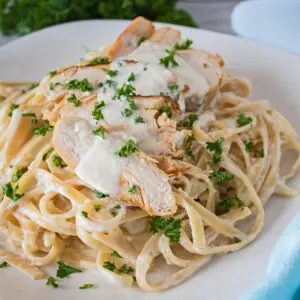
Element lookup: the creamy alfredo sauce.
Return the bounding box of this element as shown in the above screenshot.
[75,41,212,194]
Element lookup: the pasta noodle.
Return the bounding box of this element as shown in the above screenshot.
[0,17,299,292]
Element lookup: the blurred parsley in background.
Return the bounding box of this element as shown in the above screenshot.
[0,0,197,36]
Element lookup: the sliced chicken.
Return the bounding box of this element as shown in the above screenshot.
[109,17,155,60]
[53,117,176,216]
[149,27,182,46]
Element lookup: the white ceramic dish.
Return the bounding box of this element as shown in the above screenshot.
[1,20,300,300]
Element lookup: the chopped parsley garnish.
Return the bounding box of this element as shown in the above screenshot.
[67,93,81,107]
[49,70,57,77]
[52,155,67,168]
[158,104,172,118]
[28,83,39,90]
[94,204,101,212]
[216,196,244,214]
[237,112,252,127]
[79,283,94,289]
[93,190,109,198]
[244,140,254,153]
[42,147,54,161]
[22,112,38,124]
[101,79,117,89]
[103,261,116,272]
[115,83,136,100]
[49,82,60,90]
[150,216,182,243]
[12,167,27,182]
[174,39,193,50]
[114,204,121,209]
[8,103,19,117]
[111,211,117,217]
[210,168,235,184]
[92,101,105,121]
[183,114,198,128]
[160,49,178,68]
[114,139,139,157]
[118,264,134,274]
[134,116,145,123]
[88,56,109,66]
[0,261,8,268]
[234,237,241,243]
[185,135,195,159]
[81,211,88,218]
[129,185,137,194]
[121,108,133,117]
[111,251,122,258]
[103,68,118,77]
[127,72,136,82]
[2,182,24,202]
[33,120,53,136]
[128,99,138,110]
[66,78,93,92]
[138,36,147,45]
[206,137,224,165]
[56,260,82,278]
[255,148,264,158]
[92,127,105,139]
[46,276,59,288]
[168,83,180,100]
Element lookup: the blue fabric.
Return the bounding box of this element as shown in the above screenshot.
[231,0,300,55]
[240,214,300,300]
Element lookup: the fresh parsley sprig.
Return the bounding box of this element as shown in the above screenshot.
[173,39,193,50]
[206,137,224,165]
[92,101,106,121]
[237,112,252,127]
[114,139,139,157]
[182,114,198,129]
[66,78,93,92]
[67,93,81,107]
[22,112,38,124]
[2,182,24,202]
[56,260,82,278]
[160,49,178,68]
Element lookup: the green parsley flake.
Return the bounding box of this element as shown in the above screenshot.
[12,167,27,182]
[49,70,57,77]
[111,251,122,258]
[114,204,121,209]
[8,103,19,117]
[134,116,145,123]
[81,211,88,218]
[174,39,193,50]
[185,135,195,159]
[92,101,105,121]
[2,182,24,202]
[159,104,172,118]
[103,261,116,272]
[255,148,265,158]
[102,79,117,89]
[115,83,136,100]
[33,120,53,136]
[56,260,82,278]
[244,140,254,153]
[206,137,224,165]
[150,216,182,243]
[114,139,139,157]
[127,72,136,82]
[0,261,8,268]
[22,112,38,124]
[160,49,178,68]
[128,99,138,110]
[237,112,252,127]
[46,276,59,288]
[52,155,67,168]
[183,114,198,128]
[28,83,39,90]
[67,93,81,107]
[210,168,235,184]
[129,185,137,194]
[168,83,180,100]
[121,108,133,117]
[42,147,54,161]
[216,196,244,215]
[94,204,101,212]
[234,237,241,243]
[79,283,94,289]
[92,127,105,139]
[66,78,93,92]
[118,264,134,274]
[49,82,60,90]
[103,68,118,77]
[88,56,109,66]
[93,190,109,198]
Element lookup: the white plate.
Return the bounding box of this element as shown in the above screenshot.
[1,20,300,300]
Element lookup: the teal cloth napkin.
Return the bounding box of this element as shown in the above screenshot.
[231,0,300,55]
[241,214,300,300]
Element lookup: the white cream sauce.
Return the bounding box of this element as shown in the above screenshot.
[73,41,214,195]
